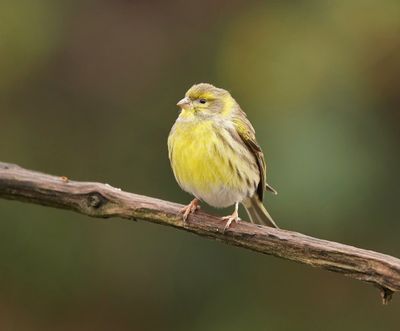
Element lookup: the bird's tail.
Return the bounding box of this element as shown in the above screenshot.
[243,196,279,228]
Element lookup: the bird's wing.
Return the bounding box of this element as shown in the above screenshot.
[266,183,278,195]
[232,115,267,202]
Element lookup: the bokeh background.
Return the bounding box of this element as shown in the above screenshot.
[1,0,400,330]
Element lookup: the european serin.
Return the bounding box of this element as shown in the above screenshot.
[168,83,278,231]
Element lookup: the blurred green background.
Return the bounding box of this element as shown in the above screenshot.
[1,0,400,330]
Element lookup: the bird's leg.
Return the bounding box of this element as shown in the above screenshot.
[180,198,201,222]
[222,202,240,232]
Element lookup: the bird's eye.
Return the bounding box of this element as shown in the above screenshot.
[199,98,207,104]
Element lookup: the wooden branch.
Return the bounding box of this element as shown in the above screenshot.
[0,162,399,304]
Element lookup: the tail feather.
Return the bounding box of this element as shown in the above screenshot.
[244,197,279,228]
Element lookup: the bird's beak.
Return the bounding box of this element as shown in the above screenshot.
[177,97,191,109]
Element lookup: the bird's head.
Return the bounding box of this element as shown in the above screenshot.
[177,83,237,119]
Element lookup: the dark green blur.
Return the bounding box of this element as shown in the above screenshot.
[1,1,399,330]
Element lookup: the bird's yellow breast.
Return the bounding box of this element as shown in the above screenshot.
[168,118,259,207]
[169,120,229,192]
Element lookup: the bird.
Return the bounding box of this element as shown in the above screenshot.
[168,83,279,231]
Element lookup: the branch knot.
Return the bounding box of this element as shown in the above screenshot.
[87,192,107,209]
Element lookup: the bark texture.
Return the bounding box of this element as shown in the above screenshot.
[0,162,399,304]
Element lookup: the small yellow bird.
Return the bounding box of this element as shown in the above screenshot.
[168,83,279,231]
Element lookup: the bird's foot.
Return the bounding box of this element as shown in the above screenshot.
[180,198,200,222]
[222,210,241,233]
